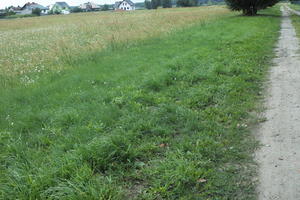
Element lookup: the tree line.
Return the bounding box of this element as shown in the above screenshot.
[144,0,223,9]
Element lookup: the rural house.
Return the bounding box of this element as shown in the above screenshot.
[8,6,22,14]
[79,2,101,11]
[114,0,135,11]
[20,2,48,15]
[50,2,70,14]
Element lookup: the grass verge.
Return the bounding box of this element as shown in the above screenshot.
[0,8,280,199]
[291,7,300,39]
[288,3,300,11]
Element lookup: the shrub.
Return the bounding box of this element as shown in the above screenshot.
[32,8,41,16]
[71,7,83,13]
[101,4,110,11]
[6,10,16,16]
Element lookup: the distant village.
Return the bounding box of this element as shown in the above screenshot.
[0,0,137,17]
[0,0,224,18]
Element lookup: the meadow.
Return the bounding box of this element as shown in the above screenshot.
[291,3,300,34]
[0,6,228,80]
[0,6,281,200]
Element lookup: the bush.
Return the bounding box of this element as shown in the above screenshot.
[71,7,83,13]
[5,14,36,19]
[6,11,16,16]
[55,10,61,14]
[32,8,41,16]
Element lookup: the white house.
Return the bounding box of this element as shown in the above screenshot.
[114,0,135,11]
[20,2,49,15]
[79,2,101,11]
[50,2,70,14]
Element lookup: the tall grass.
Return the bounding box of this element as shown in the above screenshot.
[0,7,281,199]
[0,6,229,79]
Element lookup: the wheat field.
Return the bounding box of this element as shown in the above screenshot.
[0,6,229,77]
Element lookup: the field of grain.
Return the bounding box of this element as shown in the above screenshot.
[0,6,229,78]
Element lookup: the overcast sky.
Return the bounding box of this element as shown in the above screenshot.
[0,0,142,9]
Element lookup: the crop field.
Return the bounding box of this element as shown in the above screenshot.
[0,6,228,80]
[0,6,281,200]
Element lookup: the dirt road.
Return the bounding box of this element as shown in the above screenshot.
[256,6,300,200]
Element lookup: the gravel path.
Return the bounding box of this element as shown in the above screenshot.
[256,6,300,200]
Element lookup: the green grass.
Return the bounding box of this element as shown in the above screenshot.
[1,14,38,19]
[289,3,300,11]
[0,8,280,199]
[291,5,300,38]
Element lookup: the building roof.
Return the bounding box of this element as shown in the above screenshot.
[11,6,22,11]
[55,2,70,8]
[22,2,48,10]
[80,2,100,9]
[115,0,135,8]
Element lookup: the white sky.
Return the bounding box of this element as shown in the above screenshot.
[0,0,142,9]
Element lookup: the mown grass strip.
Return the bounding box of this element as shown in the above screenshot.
[0,8,280,199]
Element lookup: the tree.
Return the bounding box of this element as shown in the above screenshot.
[290,0,300,4]
[101,4,110,11]
[5,6,16,16]
[151,0,161,9]
[32,8,41,16]
[225,0,279,16]
[176,0,197,7]
[162,0,172,8]
[71,7,83,13]
[145,0,152,9]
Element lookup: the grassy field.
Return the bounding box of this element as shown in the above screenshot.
[0,6,228,80]
[289,3,300,11]
[0,7,281,200]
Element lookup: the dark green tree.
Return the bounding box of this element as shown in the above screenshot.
[290,0,300,4]
[162,0,172,8]
[145,0,152,9]
[225,0,279,15]
[176,0,197,7]
[5,7,16,16]
[101,4,110,11]
[151,0,161,9]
